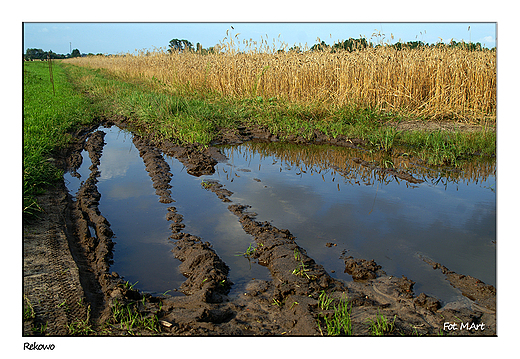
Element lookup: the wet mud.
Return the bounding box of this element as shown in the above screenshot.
[23,119,496,336]
[420,255,496,312]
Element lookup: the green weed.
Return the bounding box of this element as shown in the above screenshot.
[67,305,95,335]
[31,321,48,335]
[377,127,400,152]
[319,295,353,336]
[235,243,257,259]
[110,299,161,335]
[23,295,35,321]
[272,298,283,307]
[290,301,299,309]
[367,310,396,336]
[318,290,334,310]
[122,280,139,290]
[292,248,312,279]
[201,180,213,189]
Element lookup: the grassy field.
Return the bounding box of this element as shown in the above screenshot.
[23,61,97,217]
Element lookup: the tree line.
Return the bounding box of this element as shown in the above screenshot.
[168,37,495,55]
[25,35,495,61]
[167,38,222,54]
[310,38,495,52]
[24,48,106,60]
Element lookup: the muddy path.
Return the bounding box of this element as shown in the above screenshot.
[23,118,496,336]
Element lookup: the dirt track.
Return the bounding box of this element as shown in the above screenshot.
[23,118,496,336]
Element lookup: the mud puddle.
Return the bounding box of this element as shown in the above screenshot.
[64,126,270,297]
[203,141,496,305]
[31,120,496,336]
[64,125,495,307]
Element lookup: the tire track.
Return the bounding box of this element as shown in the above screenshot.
[23,186,88,335]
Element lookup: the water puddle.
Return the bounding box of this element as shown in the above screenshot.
[65,126,271,297]
[65,126,496,304]
[204,142,496,303]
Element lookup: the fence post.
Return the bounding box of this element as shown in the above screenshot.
[47,53,55,96]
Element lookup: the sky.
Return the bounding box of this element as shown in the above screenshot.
[23,22,496,55]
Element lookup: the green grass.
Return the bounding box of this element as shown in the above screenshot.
[292,248,312,279]
[318,294,353,336]
[367,310,397,336]
[23,295,35,321]
[67,305,95,335]
[109,298,161,335]
[235,242,257,259]
[318,290,334,310]
[23,61,97,218]
[60,63,495,168]
[61,64,238,145]
[397,129,496,166]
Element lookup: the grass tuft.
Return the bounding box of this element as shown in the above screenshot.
[367,310,397,336]
[318,294,353,336]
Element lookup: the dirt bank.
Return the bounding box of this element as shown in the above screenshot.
[23,119,496,336]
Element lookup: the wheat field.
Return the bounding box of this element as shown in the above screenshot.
[65,44,496,124]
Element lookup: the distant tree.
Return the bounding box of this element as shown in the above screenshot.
[70,49,81,58]
[448,40,483,51]
[24,48,69,60]
[310,41,330,52]
[405,41,426,49]
[47,50,67,59]
[387,41,426,50]
[25,48,45,60]
[332,38,370,52]
[168,39,194,53]
[288,45,302,53]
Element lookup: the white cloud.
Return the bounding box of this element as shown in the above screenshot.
[481,36,495,45]
[98,147,133,180]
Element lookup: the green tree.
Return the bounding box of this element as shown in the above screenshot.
[168,39,194,53]
[332,38,370,52]
[70,49,81,58]
[25,48,45,60]
[310,41,330,52]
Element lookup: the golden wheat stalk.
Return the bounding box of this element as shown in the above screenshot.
[65,43,496,124]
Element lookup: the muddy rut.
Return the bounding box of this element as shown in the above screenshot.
[23,119,496,336]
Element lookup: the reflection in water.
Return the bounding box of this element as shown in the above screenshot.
[211,141,495,303]
[65,127,495,304]
[65,126,271,296]
[65,127,185,296]
[223,141,496,190]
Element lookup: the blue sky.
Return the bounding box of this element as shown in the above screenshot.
[23,22,496,55]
